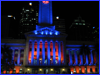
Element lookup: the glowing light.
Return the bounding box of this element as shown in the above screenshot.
[45,31,48,35]
[56,16,59,19]
[39,58,42,60]
[29,2,32,6]
[55,31,58,35]
[93,27,95,29]
[39,69,42,71]
[27,68,30,71]
[50,69,53,71]
[50,32,52,35]
[26,10,29,11]
[8,15,13,17]
[42,1,49,4]
[35,31,37,34]
[41,31,43,35]
[62,68,65,71]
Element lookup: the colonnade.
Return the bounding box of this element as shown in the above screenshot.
[27,40,65,66]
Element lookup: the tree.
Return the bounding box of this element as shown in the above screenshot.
[1,45,15,74]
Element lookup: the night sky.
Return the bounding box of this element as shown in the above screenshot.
[1,1,99,33]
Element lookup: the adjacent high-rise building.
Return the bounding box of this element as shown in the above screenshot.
[18,2,39,39]
[67,16,93,41]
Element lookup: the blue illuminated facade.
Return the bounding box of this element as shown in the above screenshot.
[1,1,98,74]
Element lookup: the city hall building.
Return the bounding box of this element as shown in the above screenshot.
[1,1,99,74]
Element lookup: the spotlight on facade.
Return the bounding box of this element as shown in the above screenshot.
[41,31,43,35]
[39,69,42,71]
[35,31,37,34]
[55,31,58,35]
[27,68,30,71]
[50,32,52,35]
[62,68,65,71]
[50,69,53,71]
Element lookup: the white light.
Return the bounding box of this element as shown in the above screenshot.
[50,69,53,71]
[39,69,42,71]
[26,10,29,11]
[56,16,59,19]
[29,2,32,6]
[27,69,30,71]
[7,15,13,17]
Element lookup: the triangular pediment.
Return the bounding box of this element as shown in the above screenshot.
[25,25,67,37]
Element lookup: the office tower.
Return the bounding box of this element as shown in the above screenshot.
[68,16,93,41]
[18,2,39,39]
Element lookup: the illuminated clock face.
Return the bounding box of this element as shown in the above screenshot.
[42,1,49,4]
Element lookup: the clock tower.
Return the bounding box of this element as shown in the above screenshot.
[38,1,53,26]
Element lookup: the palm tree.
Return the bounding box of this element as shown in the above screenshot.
[1,44,15,74]
[94,43,99,66]
[80,44,90,73]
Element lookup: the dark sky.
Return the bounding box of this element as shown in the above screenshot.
[1,1,99,28]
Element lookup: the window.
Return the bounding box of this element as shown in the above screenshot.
[35,48,37,51]
[30,48,32,51]
[95,68,97,72]
[40,48,42,51]
[90,68,92,72]
[79,23,82,25]
[50,48,51,52]
[76,23,78,25]
[45,48,47,52]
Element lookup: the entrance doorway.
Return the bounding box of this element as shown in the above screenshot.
[44,69,49,74]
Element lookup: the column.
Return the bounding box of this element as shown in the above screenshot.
[48,41,50,65]
[80,55,83,65]
[91,50,93,65]
[58,42,61,65]
[23,39,29,66]
[42,40,45,65]
[37,41,39,65]
[69,50,72,65]
[31,41,34,65]
[74,50,78,65]
[53,41,55,65]
[12,49,14,60]
[86,54,88,65]
[17,49,20,65]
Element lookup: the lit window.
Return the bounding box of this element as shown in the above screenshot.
[26,18,28,19]
[26,10,29,11]
[27,24,29,25]
[79,23,82,25]
[83,23,85,25]
[7,15,13,17]
[76,23,78,25]
[30,20,31,22]
[31,9,34,11]
[34,18,36,20]
[36,13,38,16]
[93,27,95,29]
[22,8,24,10]
[56,16,59,19]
